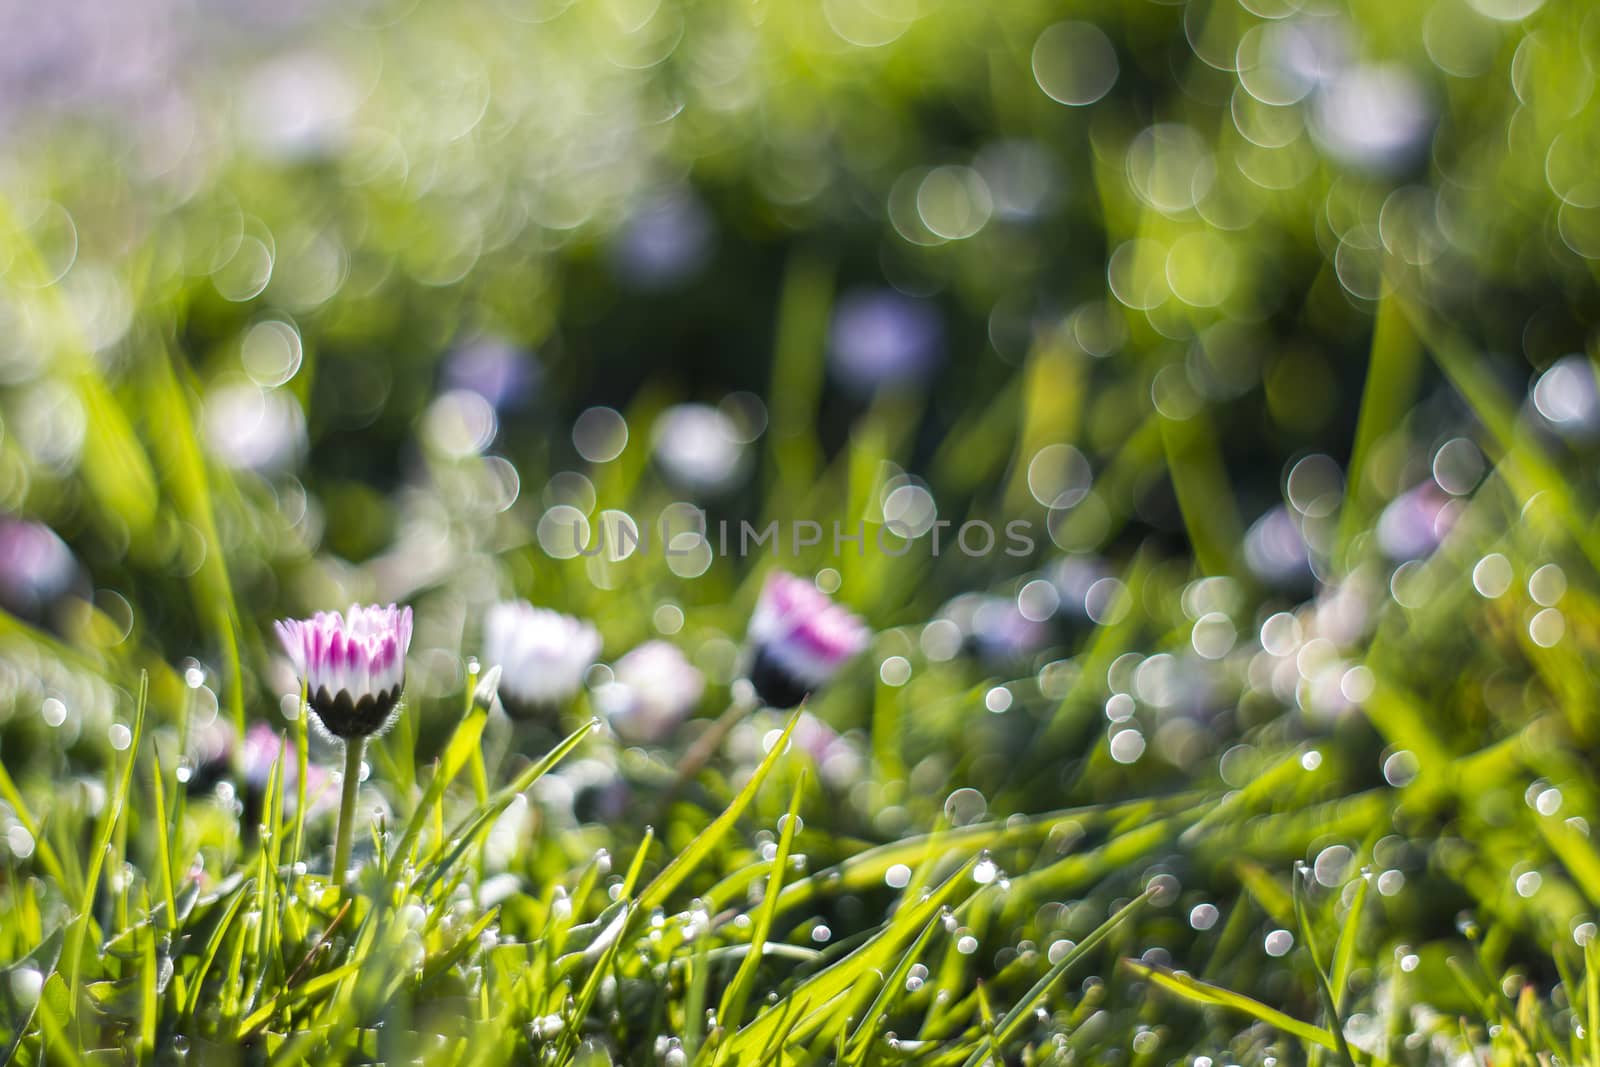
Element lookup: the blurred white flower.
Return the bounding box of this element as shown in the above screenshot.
[1531,355,1600,440]
[204,383,307,474]
[596,641,704,744]
[652,403,749,493]
[240,51,360,161]
[1310,65,1432,173]
[484,600,602,717]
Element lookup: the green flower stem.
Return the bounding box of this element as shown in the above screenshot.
[332,736,366,892]
[655,688,763,822]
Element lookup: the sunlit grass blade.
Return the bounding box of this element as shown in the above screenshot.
[184,879,252,1019]
[1336,281,1424,564]
[840,906,944,1065]
[421,719,597,892]
[0,926,64,1062]
[1159,405,1242,579]
[387,700,490,881]
[962,890,1149,1067]
[66,671,147,1007]
[727,854,981,1059]
[636,710,801,917]
[715,773,807,1052]
[144,351,248,734]
[1126,960,1393,1065]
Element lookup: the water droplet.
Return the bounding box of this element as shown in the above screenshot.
[8,966,42,1008]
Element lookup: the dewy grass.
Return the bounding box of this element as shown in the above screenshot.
[3,0,1600,1062]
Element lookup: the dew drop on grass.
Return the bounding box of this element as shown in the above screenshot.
[944,788,986,826]
[1576,922,1597,946]
[1313,845,1353,887]
[9,966,41,1008]
[1529,607,1564,647]
[109,723,132,751]
[811,924,831,943]
[1264,929,1294,956]
[1109,728,1145,764]
[1300,749,1323,771]
[885,863,912,889]
[1377,869,1405,896]
[1536,787,1562,815]
[973,858,999,884]
[1382,750,1418,787]
[6,825,35,859]
[1515,870,1542,897]
[1472,553,1513,598]
[41,697,66,727]
[1048,939,1076,964]
[1529,563,1567,606]
[1189,903,1218,931]
[1145,873,1179,905]
[956,934,978,954]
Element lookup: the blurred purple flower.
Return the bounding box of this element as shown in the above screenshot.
[275,603,414,740]
[1243,506,1314,589]
[746,572,870,709]
[444,336,540,411]
[791,712,864,790]
[1050,556,1111,622]
[610,189,713,288]
[0,518,81,621]
[945,593,1051,664]
[184,719,332,819]
[828,290,944,392]
[1377,482,1457,561]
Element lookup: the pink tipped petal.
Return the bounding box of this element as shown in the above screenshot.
[746,573,870,704]
[275,602,414,738]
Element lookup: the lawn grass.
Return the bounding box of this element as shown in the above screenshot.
[2,0,1600,1062]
